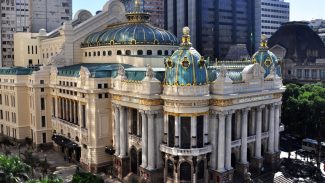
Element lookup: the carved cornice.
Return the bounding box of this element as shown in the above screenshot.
[210,99,233,107]
[165,111,209,117]
[112,94,163,106]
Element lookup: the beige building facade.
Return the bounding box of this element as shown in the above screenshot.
[0,0,285,182]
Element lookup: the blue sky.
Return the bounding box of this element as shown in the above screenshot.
[72,0,325,21]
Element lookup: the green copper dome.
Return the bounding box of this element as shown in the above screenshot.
[252,35,282,77]
[164,27,208,86]
[82,2,177,47]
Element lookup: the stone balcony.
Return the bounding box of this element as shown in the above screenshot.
[160,144,212,156]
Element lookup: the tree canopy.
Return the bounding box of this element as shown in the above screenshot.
[282,83,325,139]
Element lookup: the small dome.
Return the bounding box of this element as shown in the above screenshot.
[252,35,281,77]
[164,27,208,86]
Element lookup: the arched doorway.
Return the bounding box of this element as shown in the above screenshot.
[180,162,192,181]
[247,148,252,162]
[167,159,174,178]
[197,160,205,181]
[231,153,237,168]
[130,147,138,174]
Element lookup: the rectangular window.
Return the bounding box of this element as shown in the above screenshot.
[0,94,2,105]
[196,116,204,148]
[52,98,56,117]
[98,84,102,89]
[0,110,3,119]
[320,70,325,79]
[180,117,191,149]
[104,83,108,88]
[41,88,44,92]
[41,116,46,127]
[40,80,44,84]
[297,69,302,78]
[41,97,45,110]
[304,69,310,78]
[168,115,175,147]
[312,70,317,79]
[98,94,102,99]
[82,105,86,128]
[42,133,46,144]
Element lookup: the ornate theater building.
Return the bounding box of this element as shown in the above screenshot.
[0,0,285,182]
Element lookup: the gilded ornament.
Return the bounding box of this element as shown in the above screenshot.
[181,56,190,69]
[210,99,233,107]
[264,56,272,67]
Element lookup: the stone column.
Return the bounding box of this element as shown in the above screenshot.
[217,113,226,172]
[156,112,163,168]
[175,116,180,147]
[210,113,217,170]
[58,98,61,118]
[263,106,269,132]
[268,104,275,153]
[141,111,148,168]
[225,111,233,170]
[147,113,156,170]
[120,106,127,157]
[235,110,241,139]
[204,114,209,145]
[137,111,141,136]
[68,100,72,122]
[274,104,281,152]
[191,116,197,148]
[241,108,249,164]
[255,106,263,158]
[114,105,120,156]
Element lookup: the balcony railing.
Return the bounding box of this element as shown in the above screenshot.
[160,144,212,156]
[231,139,241,147]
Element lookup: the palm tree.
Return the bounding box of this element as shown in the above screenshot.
[20,150,40,178]
[0,154,30,183]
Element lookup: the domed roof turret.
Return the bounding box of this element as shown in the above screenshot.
[164,27,208,86]
[82,0,177,47]
[252,35,281,77]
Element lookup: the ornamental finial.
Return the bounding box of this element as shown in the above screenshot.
[134,0,141,12]
[181,27,192,47]
[260,34,268,49]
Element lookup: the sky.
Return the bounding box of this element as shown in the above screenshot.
[72,0,325,21]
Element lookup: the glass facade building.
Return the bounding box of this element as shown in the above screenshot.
[165,0,261,60]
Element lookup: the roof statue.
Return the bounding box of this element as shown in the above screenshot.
[145,64,154,79]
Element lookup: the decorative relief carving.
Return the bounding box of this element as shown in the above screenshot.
[210,99,233,107]
[273,93,282,99]
[165,111,209,117]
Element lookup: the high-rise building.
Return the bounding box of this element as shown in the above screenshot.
[121,0,164,29]
[0,0,72,67]
[164,0,261,60]
[261,0,289,37]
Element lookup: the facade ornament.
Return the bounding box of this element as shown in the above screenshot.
[253,63,260,77]
[46,44,66,66]
[118,64,126,78]
[219,64,227,78]
[50,66,58,82]
[80,66,91,86]
[145,64,154,79]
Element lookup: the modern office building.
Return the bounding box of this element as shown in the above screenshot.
[164,0,261,60]
[0,0,72,67]
[0,0,285,182]
[261,0,289,38]
[309,19,325,45]
[121,0,164,28]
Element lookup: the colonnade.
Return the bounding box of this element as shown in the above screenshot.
[113,104,163,171]
[210,102,282,172]
[56,97,86,127]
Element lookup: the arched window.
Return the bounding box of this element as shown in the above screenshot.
[154,40,158,45]
[97,51,100,56]
[103,51,106,56]
[180,162,191,181]
[75,136,79,142]
[108,51,112,56]
[197,160,204,180]
[85,52,87,57]
[117,50,122,55]
[157,50,162,55]
[131,40,136,45]
[137,50,143,55]
[68,133,71,138]
[164,50,169,56]
[125,50,131,55]
[110,40,115,45]
[93,51,96,56]
[147,50,152,55]
[60,129,63,134]
[167,160,174,178]
[88,52,91,57]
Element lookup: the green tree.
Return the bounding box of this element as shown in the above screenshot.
[20,150,40,178]
[27,175,63,183]
[0,154,30,183]
[71,172,104,183]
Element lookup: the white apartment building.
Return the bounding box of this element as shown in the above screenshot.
[261,0,289,37]
[0,0,72,67]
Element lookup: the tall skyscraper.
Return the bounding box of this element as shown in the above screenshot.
[261,0,289,37]
[121,0,165,29]
[165,0,261,60]
[0,0,72,67]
